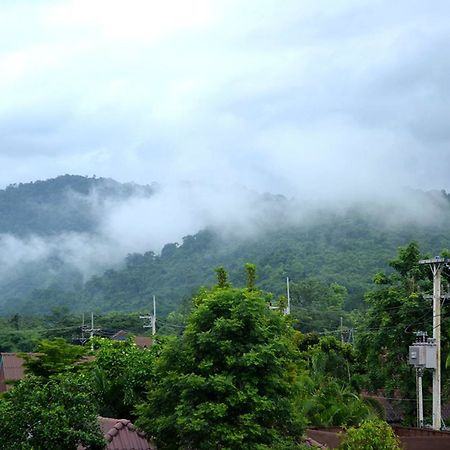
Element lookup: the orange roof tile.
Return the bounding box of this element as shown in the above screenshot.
[0,353,26,392]
[99,417,155,450]
[133,336,152,349]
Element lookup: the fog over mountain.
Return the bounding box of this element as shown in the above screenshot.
[0,175,449,292]
[1,1,450,311]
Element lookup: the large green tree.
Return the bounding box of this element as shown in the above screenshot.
[0,376,104,450]
[355,242,450,422]
[136,268,304,449]
[89,337,157,420]
[21,337,87,378]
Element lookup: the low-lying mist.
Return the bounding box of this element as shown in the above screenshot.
[0,178,449,300]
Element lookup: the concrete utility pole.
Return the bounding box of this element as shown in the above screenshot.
[140,296,157,336]
[409,330,435,428]
[285,277,291,315]
[152,295,156,336]
[417,367,424,428]
[418,257,450,430]
[82,312,101,351]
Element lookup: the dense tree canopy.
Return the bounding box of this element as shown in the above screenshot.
[0,376,104,450]
[0,260,410,449]
[137,270,305,449]
[89,337,157,420]
[355,242,450,422]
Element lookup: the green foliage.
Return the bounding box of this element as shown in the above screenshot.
[295,335,377,427]
[89,338,157,419]
[0,310,153,352]
[136,278,304,449]
[297,377,375,428]
[290,279,349,333]
[245,263,256,290]
[338,419,401,450]
[354,242,450,422]
[0,175,155,309]
[21,338,87,378]
[0,375,104,450]
[0,174,154,237]
[215,266,230,288]
[355,244,428,395]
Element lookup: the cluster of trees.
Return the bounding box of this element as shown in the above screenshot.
[7,238,443,448]
[1,265,409,449]
[0,310,148,353]
[0,175,155,236]
[3,241,449,420]
[0,175,155,306]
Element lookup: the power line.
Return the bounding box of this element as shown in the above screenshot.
[0,324,81,335]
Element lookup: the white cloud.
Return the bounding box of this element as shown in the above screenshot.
[44,0,215,42]
[0,0,449,196]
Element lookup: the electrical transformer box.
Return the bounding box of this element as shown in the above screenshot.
[408,344,436,369]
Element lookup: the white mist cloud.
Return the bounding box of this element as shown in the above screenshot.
[0,232,119,281]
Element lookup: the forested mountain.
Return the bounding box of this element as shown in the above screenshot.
[0,174,155,236]
[1,175,450,318]
[0,175,156,303]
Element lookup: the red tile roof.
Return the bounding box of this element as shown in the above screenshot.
[133,336,152,349]
[78,418,155,450]
[98,417,156,450]
[0,352,26,392]
[110,332,153,349]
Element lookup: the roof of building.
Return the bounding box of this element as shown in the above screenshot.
[98,417,156,450]
[133,336,152,349]
[111,330,129,340]
[0,352,26,392]
[110,331,153,349]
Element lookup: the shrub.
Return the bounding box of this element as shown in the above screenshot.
[339,419,401,450]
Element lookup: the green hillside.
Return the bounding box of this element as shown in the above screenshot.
[71,210,450,315]
[0,175,156,302]
[3,203,450,317]
[1,176,450,318]
[0,174,155,236]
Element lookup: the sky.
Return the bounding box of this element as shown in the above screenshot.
[1,0,450,199]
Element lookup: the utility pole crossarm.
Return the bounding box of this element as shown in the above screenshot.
[139,296,157,336]
[419,257,450,265]
[82,312,101,351]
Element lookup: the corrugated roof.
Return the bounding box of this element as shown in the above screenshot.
[111,330,129,341]
[0,352,26,392]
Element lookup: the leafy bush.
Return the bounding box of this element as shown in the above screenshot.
[339,419,401,450]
